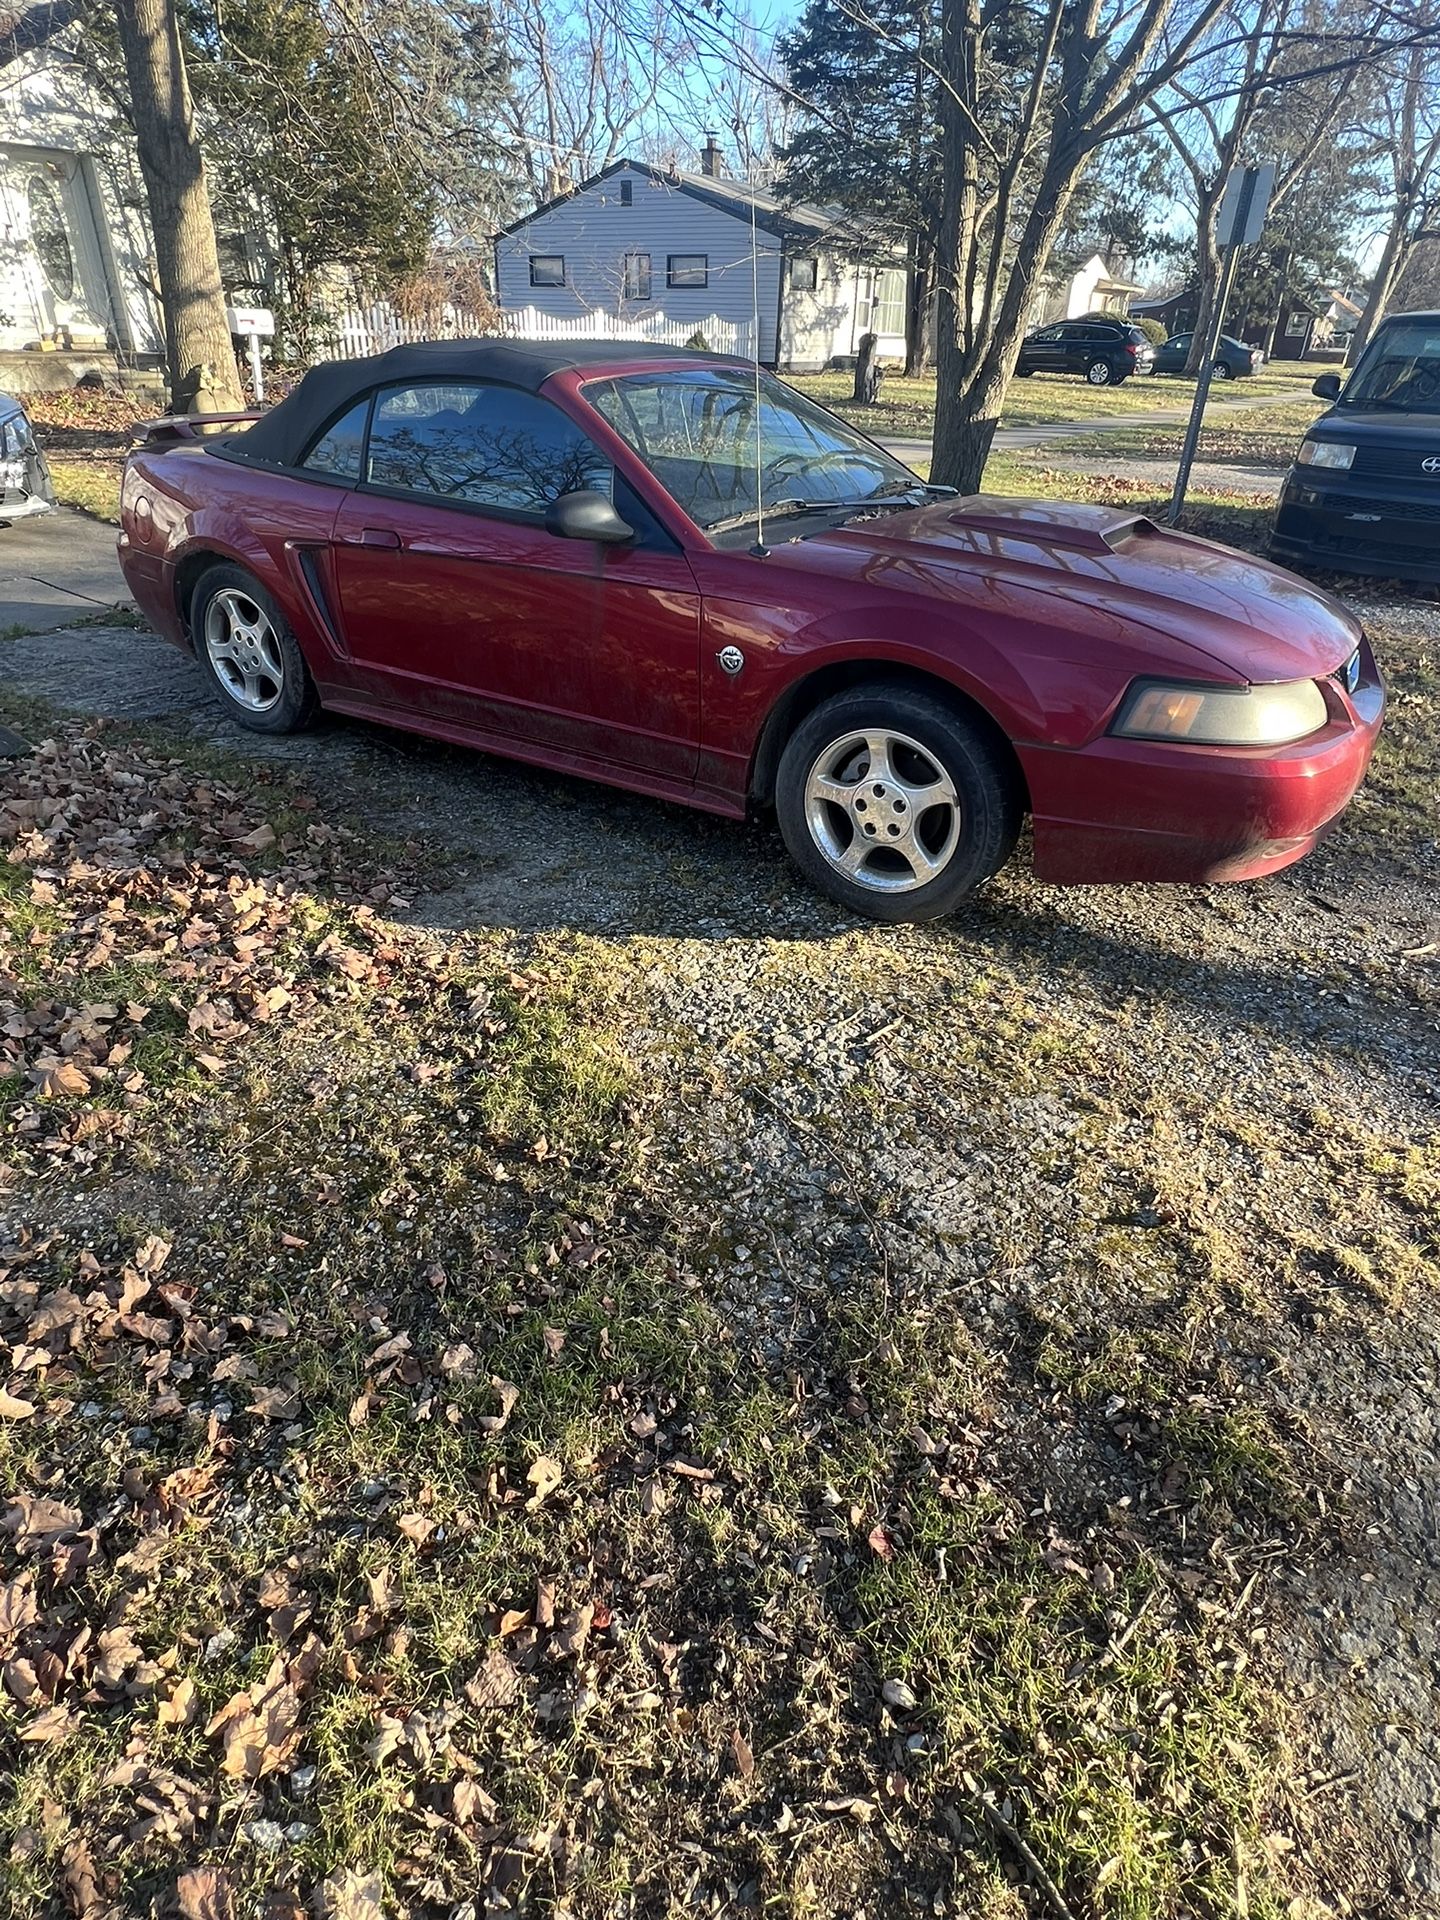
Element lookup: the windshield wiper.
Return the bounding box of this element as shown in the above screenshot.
[704,485,931,537]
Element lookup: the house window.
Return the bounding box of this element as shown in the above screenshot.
[667,254,708,289]
[790,257,819,292]
[873,268,906,337]
[529,255,565,288]
[620,179,633,206]
[27,175,74,303]
[1285,311,1309,338]
[623,253,652,300]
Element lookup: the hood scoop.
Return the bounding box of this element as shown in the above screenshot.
[939,499,1157,553]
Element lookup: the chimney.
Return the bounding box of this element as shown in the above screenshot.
[700,132,724,179]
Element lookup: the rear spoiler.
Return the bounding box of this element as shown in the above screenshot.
[131,410,264,447]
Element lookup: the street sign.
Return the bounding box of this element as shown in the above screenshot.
[225,306,275,337]
[1215,164,1275,249]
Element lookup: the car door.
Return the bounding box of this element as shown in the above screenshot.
[1025,325,1066,373]
[326,378,701,783]
[1158,331,1190,374]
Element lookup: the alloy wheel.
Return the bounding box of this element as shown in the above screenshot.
[1087,361,1113,385]
[803,728,961,895]
[203,588,285,713]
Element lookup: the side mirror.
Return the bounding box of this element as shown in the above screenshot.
[545,488,634,545]
[1312,372,1343,401]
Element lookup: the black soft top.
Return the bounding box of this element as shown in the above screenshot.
[218,337,744,469]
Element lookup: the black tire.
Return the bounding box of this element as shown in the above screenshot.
[1211,359,1233,380]
[191,564,319,735]
[1086,358,1115,386]
[775,684,1022,924]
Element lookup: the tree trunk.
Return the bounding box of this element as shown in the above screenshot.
[903,239,931,377]
[114,0,243,413]
[1347,206,1411,366]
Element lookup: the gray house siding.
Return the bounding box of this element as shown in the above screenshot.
[495,165,785,362]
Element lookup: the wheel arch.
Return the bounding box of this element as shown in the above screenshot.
[748,661,1030,813]
[174,545,250,647]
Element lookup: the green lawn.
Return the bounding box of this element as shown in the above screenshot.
[46,459,122,524]
[788,360,1339,440]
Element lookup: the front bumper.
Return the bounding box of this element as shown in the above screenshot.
[1019,640,1386,885]
[1271,477,1440,583]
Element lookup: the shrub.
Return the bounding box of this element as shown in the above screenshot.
[685,329,710,352]
[1129,315,1168,346]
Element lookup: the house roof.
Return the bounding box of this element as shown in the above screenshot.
[1325,289,1364,317]
[493,158,859,249]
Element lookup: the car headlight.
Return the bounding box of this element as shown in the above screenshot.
[1296,439,1355,469]
[1112,678,1330,746]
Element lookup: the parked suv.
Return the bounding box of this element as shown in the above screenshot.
[1015,319,1155,386]
[1271,309,1440,583]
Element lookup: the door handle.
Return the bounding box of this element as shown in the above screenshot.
[340,526,402,548]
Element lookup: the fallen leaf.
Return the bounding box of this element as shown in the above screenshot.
[0,1579,38,1648]
[20,1703,82,1743]
[730,1726,755,1778]
[464,1648,520,1710]
[395,1513,434,1547]
[551,1603,593,1658]
[451,1777,498,1827]
[475,1377,519,1433]
[866,1524,895,1562]
[61,1834,102,1917]
[234,823,276,855]
[319,1867,384,1919]
[207,1656,302,1779]
[177,1864,234,1920]
[880,1677,918,1712]
[29,1059,90,1099]
[246,1386,299,1421]
[542,1326,566,1359]
[0,1386,36,1420]
[158,1676,197,1727]
[525,1455,563,1509]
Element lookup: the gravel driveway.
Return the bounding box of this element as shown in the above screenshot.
[2,607,1438,1910]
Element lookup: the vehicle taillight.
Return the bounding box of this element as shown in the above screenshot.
[1125,342,1139,358]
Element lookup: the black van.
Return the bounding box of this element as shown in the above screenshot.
[1271,310,1440,582]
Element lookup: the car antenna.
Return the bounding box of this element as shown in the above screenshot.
[749,193,769,557]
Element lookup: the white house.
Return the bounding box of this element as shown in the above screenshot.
[493,144,910,371]
[1030,252,1144,329]
[1,41,164,384]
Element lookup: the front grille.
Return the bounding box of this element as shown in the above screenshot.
[1350,442,1440,482]
[1320,531,1439,564]
[1321,490,1440,524]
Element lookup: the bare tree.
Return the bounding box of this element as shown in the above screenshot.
[1346,0,1440,361]
[1153,0,1373,372]
[114,0,242,410]
[496,0,686,202]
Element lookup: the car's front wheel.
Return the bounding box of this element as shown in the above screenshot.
[192,565,318,734]
[1086,359,1115,385]
[775,685,1022,923]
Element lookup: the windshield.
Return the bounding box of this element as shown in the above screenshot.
[1342,319,1440,414]
[584,367,921,533]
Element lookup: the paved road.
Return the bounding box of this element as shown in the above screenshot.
[881,384,1313,465]
[1,506,128,634]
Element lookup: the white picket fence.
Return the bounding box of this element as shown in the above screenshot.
[319,301,758,362]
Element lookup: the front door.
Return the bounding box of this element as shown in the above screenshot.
[327,378,701,782]
[2,150,119,348]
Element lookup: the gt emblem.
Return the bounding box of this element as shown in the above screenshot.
[716,645,745,676]
[1423,456,1440,474]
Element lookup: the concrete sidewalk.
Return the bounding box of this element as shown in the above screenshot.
[880,384,1313,465]
[1,507,129,635]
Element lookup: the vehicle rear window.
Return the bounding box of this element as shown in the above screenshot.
[364,381,612,512]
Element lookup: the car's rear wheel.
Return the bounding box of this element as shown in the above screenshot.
[775,685,1022,923]
[1086,359,1115,385]
[192,565,318,734]
[1211,359,1233,379]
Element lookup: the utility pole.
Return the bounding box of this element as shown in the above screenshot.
[1167,164,1273,527]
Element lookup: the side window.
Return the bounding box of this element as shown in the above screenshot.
[364,381,613,513]
[667,254,708,289]
[529,255,565,288]
[790,257,819,292]
[623,252,652,300]
[302,399,369,479]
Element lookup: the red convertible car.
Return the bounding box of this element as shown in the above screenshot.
[118,341,1384,922]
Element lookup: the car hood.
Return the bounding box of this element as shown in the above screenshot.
[1307,407,1440,445]
[795,495,1360,682]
